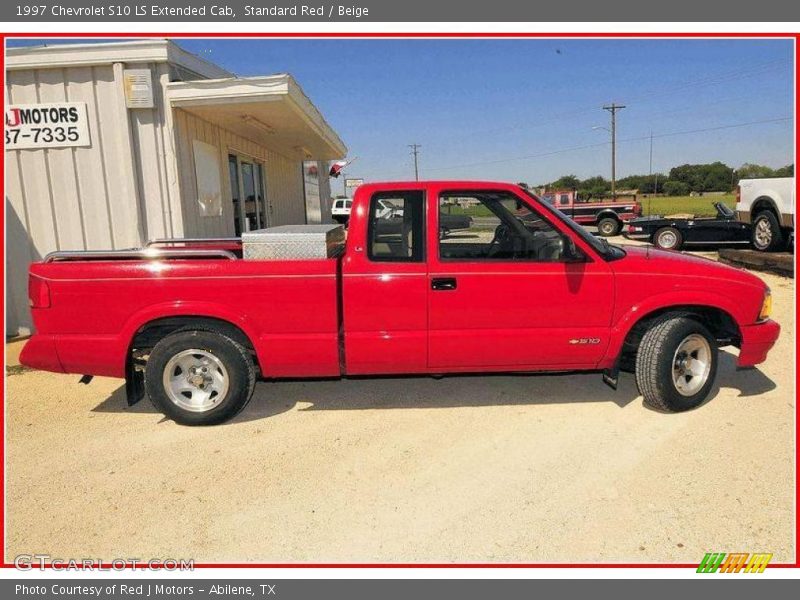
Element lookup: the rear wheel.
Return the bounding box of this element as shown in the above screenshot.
[635,317,718,412]
[597,217,621,237]
[752,210,784,252]
[653,227,682,250]
[145,330,256,425]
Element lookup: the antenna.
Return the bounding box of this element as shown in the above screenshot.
[647,129,653,259]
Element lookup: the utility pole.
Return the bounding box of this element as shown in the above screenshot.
[602,103,625,198]
[409,144,421,181]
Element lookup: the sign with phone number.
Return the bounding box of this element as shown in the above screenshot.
[5,102,91,149]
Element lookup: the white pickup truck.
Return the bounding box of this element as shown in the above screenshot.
[736,177,795,251]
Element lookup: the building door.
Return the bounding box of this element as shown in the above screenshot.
[228,155,242,235]
[229,153,269,234]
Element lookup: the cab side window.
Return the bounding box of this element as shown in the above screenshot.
[368,191,425,262]
[439,191,583,262]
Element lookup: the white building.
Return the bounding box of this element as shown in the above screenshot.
[5,40,347,336]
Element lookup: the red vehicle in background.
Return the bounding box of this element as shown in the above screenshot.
[540,189,641,236]
[21,181,778,425]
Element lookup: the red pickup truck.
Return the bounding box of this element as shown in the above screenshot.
[540,189,641,236]
[21,181,779,425]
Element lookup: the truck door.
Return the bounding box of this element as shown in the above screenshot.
[427,185,615,370]
[341,187,429,375]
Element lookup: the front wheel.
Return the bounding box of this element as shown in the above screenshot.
[752,211,784,252]
[145,330,256,425]
[635,317,718,412]
[597,217,621,237]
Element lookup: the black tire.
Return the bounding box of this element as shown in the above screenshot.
[653,226,683,250]
[145,330,256,426]
[635,316,718,412]
[597,217,621,237]
[751,210,784,252]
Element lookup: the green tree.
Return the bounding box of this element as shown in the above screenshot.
[578,175,609,199]
[549,174,581,189]
[774,164,794,177]
[668,162,734,192]
[663,180,690,196]
[737,163,776,179]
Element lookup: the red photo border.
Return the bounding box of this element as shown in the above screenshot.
[1,29,797,571]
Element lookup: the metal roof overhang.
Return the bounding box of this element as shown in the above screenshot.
[166,74,347,161]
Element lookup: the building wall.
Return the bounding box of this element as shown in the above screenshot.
[5,63,337,336]
[5,64,145,335]
[127,61,184,241]
[172,109,308,236]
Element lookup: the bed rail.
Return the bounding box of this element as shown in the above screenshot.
[146,237,241,247]
[43,248,237,263]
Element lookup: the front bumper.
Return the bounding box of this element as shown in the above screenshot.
[737,319,781,367]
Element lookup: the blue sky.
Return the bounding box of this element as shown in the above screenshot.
[8,38,794,184]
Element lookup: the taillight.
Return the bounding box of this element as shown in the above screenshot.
[28,275,51,308]
[735,186,741,205]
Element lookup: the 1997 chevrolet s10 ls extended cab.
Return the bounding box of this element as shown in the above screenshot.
[21,181,780,425]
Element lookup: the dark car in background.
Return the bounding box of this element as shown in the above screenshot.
[624,202,751,250]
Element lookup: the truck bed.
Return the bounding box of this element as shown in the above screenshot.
[27,256,342,379]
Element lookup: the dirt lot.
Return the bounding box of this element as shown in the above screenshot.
[4,250,795,564]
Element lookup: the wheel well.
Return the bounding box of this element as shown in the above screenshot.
[596,212,621,223]
[752,197,779,219]
[131,316,255,354]
[620,306,741,365]
[125,316,257,408]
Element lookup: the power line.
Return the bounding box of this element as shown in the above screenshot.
[412,116,792,175]
[422,57,791,147]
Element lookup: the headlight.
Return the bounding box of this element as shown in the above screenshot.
[758,288,772,322]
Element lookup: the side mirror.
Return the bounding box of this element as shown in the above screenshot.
[563,237,586,262]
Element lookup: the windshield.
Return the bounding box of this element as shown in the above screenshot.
[717,202,734,218]
[519,188,625,260]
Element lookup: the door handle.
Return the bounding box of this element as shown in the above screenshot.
[431,277,457,291]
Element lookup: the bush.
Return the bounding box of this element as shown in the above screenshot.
[663,181,690,196]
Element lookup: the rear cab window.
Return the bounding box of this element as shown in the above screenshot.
[367,191,425,262]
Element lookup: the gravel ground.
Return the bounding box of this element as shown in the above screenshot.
[4,245,795,564]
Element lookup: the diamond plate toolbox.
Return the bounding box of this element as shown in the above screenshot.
[242,225,346,260]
